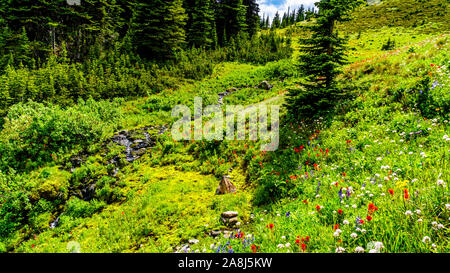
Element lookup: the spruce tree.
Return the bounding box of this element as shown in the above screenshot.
[285,0,364,120]
[132,0,187,60]
[187,0,216,49]
[243,0,260,36]
[271,11,281,30]
[216,0,247,46]
[296,5,305,22]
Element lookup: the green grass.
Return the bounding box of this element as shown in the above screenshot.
[1,0,449,254]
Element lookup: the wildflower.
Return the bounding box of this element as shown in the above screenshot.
[334,224,340,230]
[343,220,349,225]
[446,204,450,210]
[301,243,306,252]
[417,219,423,223]
[422,236,431,244]
[388,189,394,196]
[251,244,257,253]
[268,223,274,230]
[405,210,413,216]
[368,203,378,214]
[277,244,284,249]
[350,233,358,239]
[335,247,345,253]
[285,243,291,248]
[366,215,372,222]
[316,205,322,211]
[295,239,300,244]
[338,209,343,215]
[437,179,446,187]
[415,209,421,215]
[354,246,365,253]
[403,189,410,200]
[374,242,384,251]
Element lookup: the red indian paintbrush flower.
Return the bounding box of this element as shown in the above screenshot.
[403,189,409,200]
[301,243,306,251]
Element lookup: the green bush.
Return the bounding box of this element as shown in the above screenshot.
[65,197,106,218]
[0,99,123,172]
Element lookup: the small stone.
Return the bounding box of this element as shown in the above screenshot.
[221,211,238,218]
[188,239,199,244]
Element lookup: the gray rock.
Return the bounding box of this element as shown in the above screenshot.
[188,239,200,244]
[210,230,222,237]
[257,81,273,90]
[221,211,238,218]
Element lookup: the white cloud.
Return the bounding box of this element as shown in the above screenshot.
[257,0,317,21]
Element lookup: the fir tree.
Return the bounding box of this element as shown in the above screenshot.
[296,5,305,22]
[243,0,260,36]
[132,0,187,60]
[271,11,281,30]
[285,0,364,120]
[187,0,216,49]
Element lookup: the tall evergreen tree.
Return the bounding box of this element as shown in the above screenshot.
[243,0,260,36]
[132,0,187,60]
[296,5,305,22]
[271,11,281,30]
[186,0,216,49]
[216,0,247,46]
[285,0,364,120]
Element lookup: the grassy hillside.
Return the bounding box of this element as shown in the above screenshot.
[342,0,450,33]
[0,0,448,253]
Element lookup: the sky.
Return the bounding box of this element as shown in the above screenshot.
[257,0,317,21]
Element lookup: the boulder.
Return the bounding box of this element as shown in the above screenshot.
[257,81,273,90]
[215,176,237,195]
[226,87,238,93]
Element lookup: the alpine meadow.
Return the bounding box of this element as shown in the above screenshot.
[0,0,449,255]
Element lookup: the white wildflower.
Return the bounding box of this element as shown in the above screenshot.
[335,247,345,253]
[354,246,365,253]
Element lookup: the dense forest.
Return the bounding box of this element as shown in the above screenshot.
[0,0,449,254]
[0,0,293,116]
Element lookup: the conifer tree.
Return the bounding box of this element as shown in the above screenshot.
[285,0,364,120]
[296,5,305,22]
[132,0,187,60]
[271,11,281,30]
[243,0,260,36]
[187,0,216,49]
[216,0,247,46]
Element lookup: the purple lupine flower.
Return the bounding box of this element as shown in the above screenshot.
[432,80,438,89]
[355,216,361,229]
[338,187,343,201]
[285,211,290,217]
